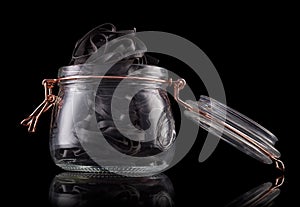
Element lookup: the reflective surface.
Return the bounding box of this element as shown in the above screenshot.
[49,172,175,206]
[49,172,284,207]
[225,176,284,207]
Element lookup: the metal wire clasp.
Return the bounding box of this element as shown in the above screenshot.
[21,79,58,132]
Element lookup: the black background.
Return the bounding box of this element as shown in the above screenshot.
[6,4,296,206]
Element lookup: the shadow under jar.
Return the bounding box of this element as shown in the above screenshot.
[50,63,176,175]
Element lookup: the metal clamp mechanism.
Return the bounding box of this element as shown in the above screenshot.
[21,79,57,132]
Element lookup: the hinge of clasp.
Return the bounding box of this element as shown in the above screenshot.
[21,79,57,132]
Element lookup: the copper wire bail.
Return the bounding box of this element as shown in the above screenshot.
[21,75,285,171]
[21,79,58,132]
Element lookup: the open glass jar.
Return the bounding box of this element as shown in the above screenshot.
[21,23,284,176]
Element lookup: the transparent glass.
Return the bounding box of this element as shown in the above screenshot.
[50,64,176,175]
[184,96,281,164]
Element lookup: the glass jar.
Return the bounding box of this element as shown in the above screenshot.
[49,63,176,175]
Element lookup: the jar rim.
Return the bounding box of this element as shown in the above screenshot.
[58,64,170,80]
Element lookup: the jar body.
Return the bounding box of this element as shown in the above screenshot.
[50,64,176,175]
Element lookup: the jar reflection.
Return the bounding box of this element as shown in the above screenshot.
[49,172,174,207]
[49,172,283,207]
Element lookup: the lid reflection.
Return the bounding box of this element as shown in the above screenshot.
[225,176,284,207]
